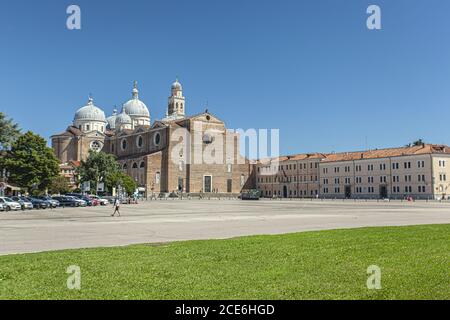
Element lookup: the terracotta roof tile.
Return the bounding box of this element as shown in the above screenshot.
[322,144,450,163]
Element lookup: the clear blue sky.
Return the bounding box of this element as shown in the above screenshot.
[1,0,449,156]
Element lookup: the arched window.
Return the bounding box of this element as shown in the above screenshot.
[121,139,127,151]
[155,172,160,184]
[123,163,128,170]
[132,162,138,169]
[154,132,161,146]
[136,135,143,148]
[139,161,145,169]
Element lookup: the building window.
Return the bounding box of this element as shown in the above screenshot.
[121,139,127,151]
[132,162,138,169]
[90,140,102,152]
[155,172,160,184]
[122,163,128,170]
[136,135,143,148]
[154,132,161,146]
[140,161,145,169]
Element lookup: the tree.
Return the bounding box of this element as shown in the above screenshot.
[0,112,21,150]
[106,171,137,196]
[406,139,425,147]
[2,131,60,191]
[119,172,137,196]
[77,151,119,193]
[48,175,71,195]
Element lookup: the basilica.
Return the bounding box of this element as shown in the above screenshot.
[51,80,255,195]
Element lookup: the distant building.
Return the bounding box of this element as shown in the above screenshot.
[59,160,80,189]
[256,144,450,200]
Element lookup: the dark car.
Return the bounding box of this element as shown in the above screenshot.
[240,189,261,200]
[36,195,59,208]
[52,196,79,207]
[66,193,94,206]
[24,197,49,209]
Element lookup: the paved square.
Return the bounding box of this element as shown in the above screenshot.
[1,199,449,255]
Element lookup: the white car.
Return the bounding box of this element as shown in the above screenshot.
[90,195,109,206]
[0,197,22,211]
[0,203,4,212]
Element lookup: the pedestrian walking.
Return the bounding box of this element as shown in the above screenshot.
[111,198,121,217]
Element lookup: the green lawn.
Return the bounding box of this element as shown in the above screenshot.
[0,224,449,300]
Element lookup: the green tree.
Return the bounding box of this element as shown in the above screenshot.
[120,173,137,196]
[2,131,60,191]
[77,151,119,193]
[106,171,137,196]
[48,175,71,195]
[406,139,425,147]
[0,112,21,150]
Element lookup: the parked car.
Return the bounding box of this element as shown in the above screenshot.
[36,195,60,208]
[0,203,5,212]
[64,196,87,207]
[90,195,109,206]
[0,197,22,211]
[24,197,49,209]
[52,196,79,207]
[240,189,261,200]
[11,196,34,210]
[102,196,116,204]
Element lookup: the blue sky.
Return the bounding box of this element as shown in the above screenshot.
[1,0,449,156]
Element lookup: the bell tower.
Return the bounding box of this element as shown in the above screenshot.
[167,78,185,119]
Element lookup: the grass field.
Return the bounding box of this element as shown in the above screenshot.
[0,224,448,300]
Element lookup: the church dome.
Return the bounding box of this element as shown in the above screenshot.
[115,109,132,127]
[106,108,118,130]
[73,97,106,123]
[171,79,182,91]
[123,81,150,117]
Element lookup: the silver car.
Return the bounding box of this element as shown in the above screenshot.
[0,203,4,212]
[0,197,22,211]
[12,196,34,210]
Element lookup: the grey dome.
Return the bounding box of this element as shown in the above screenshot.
[115,110,132,126]
[123,81,150,117]
[73,97,106,123]
[172,79,182,91]
[123,99,150,117]
[106,108,118,129]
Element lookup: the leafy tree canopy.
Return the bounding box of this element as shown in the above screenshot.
[405,139,425,147]
[76,151,120,192]
[2,131,60,191]
[0,112,21,150]
[106,171,137,196]
[48,175,72,195]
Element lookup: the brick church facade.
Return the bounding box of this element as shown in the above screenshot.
[51,80,255,195]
